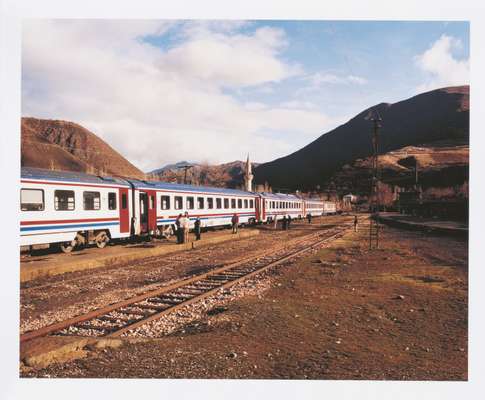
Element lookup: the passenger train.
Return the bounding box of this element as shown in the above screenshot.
[20,167,335,253]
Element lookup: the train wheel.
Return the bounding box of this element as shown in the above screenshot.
[95,231,109,249]
[59,241,75,253]
[161,225,174,239]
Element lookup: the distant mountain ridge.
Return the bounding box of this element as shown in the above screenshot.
[254,86,469,191]
[148,160,260,188]
[149,161,196,175]
[21,117,145,179]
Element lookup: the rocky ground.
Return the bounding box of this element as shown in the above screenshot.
[20,217,349,333]
[20,218,468,380]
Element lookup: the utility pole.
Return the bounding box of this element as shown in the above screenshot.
[177,164,193,185]
[369,111,382,249]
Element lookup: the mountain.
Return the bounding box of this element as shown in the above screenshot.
[254,86,469,191]
[21,117,145,179]
[150,161,196,175]
[148,160,259,188]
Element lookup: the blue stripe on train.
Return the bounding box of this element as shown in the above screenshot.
[20,221,120,232]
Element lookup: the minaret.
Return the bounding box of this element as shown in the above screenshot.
[244,154,254,192]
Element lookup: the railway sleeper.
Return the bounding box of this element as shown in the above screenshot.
[98,315,132,323]
[176,288,207,295]
[136,304,171,311]
[118,308,152,317]
[75,323,111,332]
[195,280,224,287]
[149,298,184,305]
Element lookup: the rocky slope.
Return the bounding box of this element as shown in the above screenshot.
[332,140,469,204]
[254,86,469,191]
[21,117,145,179]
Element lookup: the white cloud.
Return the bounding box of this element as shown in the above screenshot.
[295,71,368,96]
[415,34,469,92]
[22,20,333,171]
[306,72,368,86]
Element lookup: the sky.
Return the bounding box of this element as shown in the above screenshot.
[22,20,470,172]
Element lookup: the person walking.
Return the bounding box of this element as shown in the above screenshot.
[194,217,201,241]
[354,215,358,232]
[282,215,288,230]
[231,213,239,234]
[307,213,312,224]
[287,215,292,229]
[175,214,183,244]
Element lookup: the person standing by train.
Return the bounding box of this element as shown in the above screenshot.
[307,213,312,224]
[231,213,239,234]
[183,212,190,243]
[287,215,292,229]
[282,215,288,230]
[194,217,202,241]
[175,214,183,244]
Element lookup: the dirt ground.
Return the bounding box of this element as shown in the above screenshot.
[21,219,468,380]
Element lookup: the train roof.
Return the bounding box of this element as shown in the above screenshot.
[259,192,301,200]
[128,179,254,197]
[21,167,131,187]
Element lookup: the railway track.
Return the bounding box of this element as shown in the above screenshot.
[20,224,351,343]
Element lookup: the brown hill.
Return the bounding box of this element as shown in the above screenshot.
[254,85,469,191]
[21,117,145,179]
[148,160,260,189]
[332,140,469,203]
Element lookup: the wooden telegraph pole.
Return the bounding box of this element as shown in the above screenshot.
[369,111,382,249]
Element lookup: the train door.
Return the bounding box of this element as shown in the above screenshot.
[255,196,261,222]
[139,190,157,234]
[139,192,149,233]
[118,188,130,233]
[146,190,157,232]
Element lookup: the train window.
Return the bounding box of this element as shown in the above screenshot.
[108,192,117,210]
[175,196,183,209]
[161,195,170,210]
[224,198,229,209]
[186,197,194,209]
[83,191,101,210]
[197,197,204,209]
[122,193,127,209]
[237,199,242,208]
[249,199,254,208]
[20,188,44,211]
[207,198,214,209]
[280,201,283,208]
[216,198,222,209]
[231,198,236,208]
[244,199,248,208]
[55,190,75,211]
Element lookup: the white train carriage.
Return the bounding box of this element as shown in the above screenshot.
[128,180,258,237]
[303,198,324,217]
[323,201,337,215]
[20,168,133,252]
[257,192,304,223]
